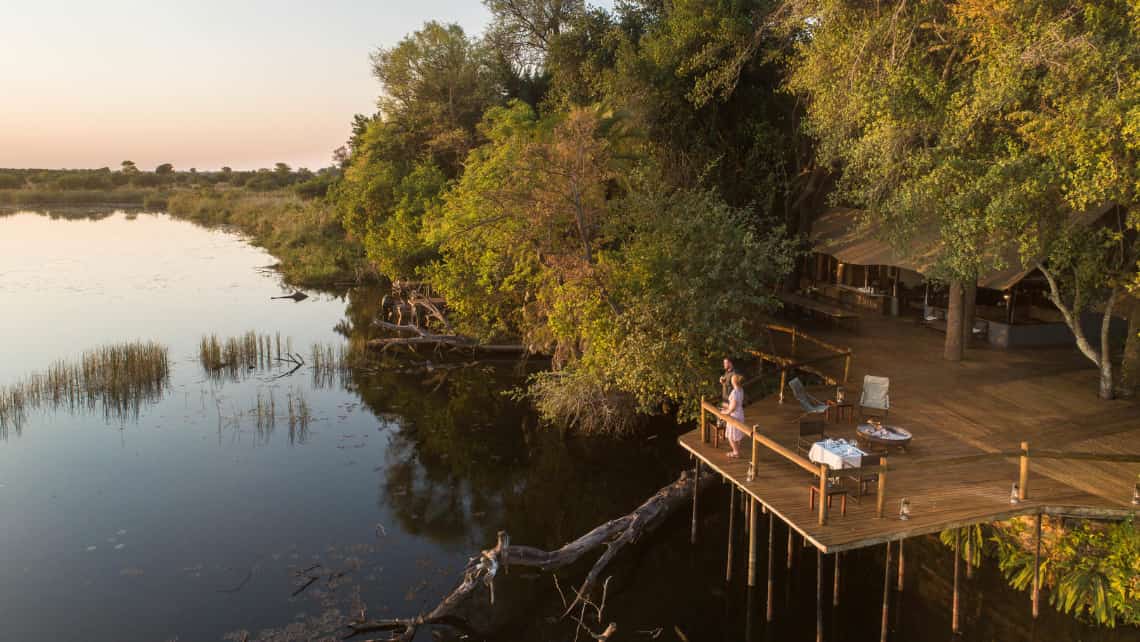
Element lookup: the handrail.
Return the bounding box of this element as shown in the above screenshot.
[700,400,832,524]
[765,323,852,356]
[701,400,818,476]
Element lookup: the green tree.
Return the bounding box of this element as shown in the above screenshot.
[783,0,1140,394]
[119,160,138,175]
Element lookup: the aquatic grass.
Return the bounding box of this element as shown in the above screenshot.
[199,331,365,388]
[0,341,170,437]
[199,331,296,380]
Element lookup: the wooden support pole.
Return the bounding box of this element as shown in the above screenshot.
[897,538,905,591]
[816,548,824,642]
[691,461,701,545]
[726,485,736,583]
[747,498,759,587]
[966,535,974,580]
[1033,513,1042,618]
[767,515,775,622]
[818,464,830,525]
[952,529,961,634]
[876,456,888,518]
[700,406,707,443]
[778,368,788,404]
[787,528,795,570]
[792,327,798,357]
[880,541,891,642]
[833,552,841,607]
[1020,441,1030,501]
[843,353,851,383]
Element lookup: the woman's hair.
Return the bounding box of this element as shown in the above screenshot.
[731,373,744,387]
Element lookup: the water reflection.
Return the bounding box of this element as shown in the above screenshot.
[0,340,170,437]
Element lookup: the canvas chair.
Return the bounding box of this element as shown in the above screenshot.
[788,377,829,416]
[859,375,890,418]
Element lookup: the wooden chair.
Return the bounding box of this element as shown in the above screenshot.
[795,417,827,455]
[844,453,879,502]
[808,480,848,516]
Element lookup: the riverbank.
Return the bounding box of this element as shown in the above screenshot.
[0,186,372,288]
[165,189,372,287]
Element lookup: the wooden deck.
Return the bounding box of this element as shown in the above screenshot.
[681,313,1140,554]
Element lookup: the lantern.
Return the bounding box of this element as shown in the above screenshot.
[899,497,911,521]
[1010,482,1020,505]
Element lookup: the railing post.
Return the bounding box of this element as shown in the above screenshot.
[778,368,787,404]
[1019,441,1030,501]
[818,463,829,525]
[876,456,888,518]
[700,403,707,443]
[843,353,852,383]
[792,328,798,357]
[750,427,759,478]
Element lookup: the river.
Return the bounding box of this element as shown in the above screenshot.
[0,209,1134,642]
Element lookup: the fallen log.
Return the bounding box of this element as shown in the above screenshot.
[342,468,716,641]
[368,321,527,354]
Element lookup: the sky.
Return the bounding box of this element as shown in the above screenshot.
[0,1,492,171]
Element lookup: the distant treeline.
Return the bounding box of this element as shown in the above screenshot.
[0,162,369,288]
[0,162,338,201]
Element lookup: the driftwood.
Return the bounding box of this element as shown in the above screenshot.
[368,321,527,354]
[342,469,716,642]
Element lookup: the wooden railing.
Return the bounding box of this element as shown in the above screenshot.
[853,443,1140,518]
[700,400,834,525]
[750,324,853,402]
[696,403,1140,522]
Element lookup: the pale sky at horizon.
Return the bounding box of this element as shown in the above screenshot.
[0,1,492,171]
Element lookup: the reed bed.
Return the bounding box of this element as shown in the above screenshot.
[199,331,365,388]
[199,331,294,380]
[0,341,170,437]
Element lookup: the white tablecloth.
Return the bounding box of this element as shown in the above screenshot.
[808,439,866,470]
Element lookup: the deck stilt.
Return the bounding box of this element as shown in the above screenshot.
[747,498,759,587]
[953,529,961,634]
[1033,513,1042,618]
[966,534,974,580]
[726,485,736,583]
[880,541,891,642]
[691,461,701,545]
[833,552,841,606]
[766,516,775,622]
[816,548,824,642]
[897,539,905,591]
[787,529,794,570]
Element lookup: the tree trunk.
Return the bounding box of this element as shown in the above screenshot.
[944,279,964,362]
[1098,289,1119,401]
[962,279,977,349]
[1037,264,1117,399]
[1121,296,1140,398]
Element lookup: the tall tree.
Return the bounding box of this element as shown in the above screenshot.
[783,0,1140,392]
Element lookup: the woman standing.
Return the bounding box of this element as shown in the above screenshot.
[724,373,746,458]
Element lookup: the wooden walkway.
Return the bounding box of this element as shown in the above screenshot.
[681,313,1140,554]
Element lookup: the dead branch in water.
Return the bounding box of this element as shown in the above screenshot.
[368,321,527,354]
[342,469,715,641]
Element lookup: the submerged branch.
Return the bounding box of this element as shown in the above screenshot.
[342,469,715,641]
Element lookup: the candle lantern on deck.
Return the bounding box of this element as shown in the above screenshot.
[1132,481,1139,506]
[836,385,846,404]
[747,461,755,483]
[1010,482,1020,505]
[899,497,911,521]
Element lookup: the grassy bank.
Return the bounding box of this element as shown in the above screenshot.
[1,184,371,288]
[0,187,162,207]
[165,189,371,287]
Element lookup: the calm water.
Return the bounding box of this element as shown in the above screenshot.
[0,209,1134,642]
